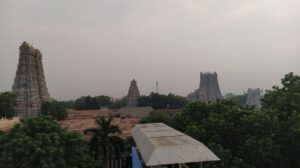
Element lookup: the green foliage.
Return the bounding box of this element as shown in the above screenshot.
[73,95,112,110]
[57,100,75,109]
[41,101,68,120]
[111,97,126,109]
[172,72,300,168]
[124,136,135,155]
[138,92,188,109]
[225,93,248,106]
[96,95,112,108]
[74,96,98,110]
[262,72,300,113]
[172,100,280,168]
[0,116,100,168]
[0,92,16,118]
[261,72,300,167]
[140,110,172,126]
[70,93,187,110]
[84,117,125,161]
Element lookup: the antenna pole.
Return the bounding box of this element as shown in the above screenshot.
[156,81,159,94]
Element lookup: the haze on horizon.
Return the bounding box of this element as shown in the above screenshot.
[0,0,299,100]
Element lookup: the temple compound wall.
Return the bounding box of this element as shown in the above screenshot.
[12,42,50,118]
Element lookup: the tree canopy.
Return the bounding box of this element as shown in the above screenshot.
[0,91,16,118]
[73,95,112,110]
[84,117,125,161]
[140,110,173,126]
[41,101,68,120]
[138,92,188,109]
[261,72,300,167]
[224,93,248,106]
[0,116,100,168]
[110,97,126,109]
[171,72,300,168]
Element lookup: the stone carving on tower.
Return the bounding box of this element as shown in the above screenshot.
[246,88,262,108]
[12,41,51,118]
[126,79,140,107]
[187,72,222,103]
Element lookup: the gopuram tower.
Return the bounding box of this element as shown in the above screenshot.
[198,72,222,102]
[187,72,222,103]
[246,88,262,108]
[12,42,50,118]
[126,79,140,107]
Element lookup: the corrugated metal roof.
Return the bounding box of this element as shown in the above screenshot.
[132,123,220,166]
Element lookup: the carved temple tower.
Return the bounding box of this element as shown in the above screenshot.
[198,72,222,102]
[12,42,50,118]
[126,79,140,107]
[187,72,222,103]
[246,88,262,108]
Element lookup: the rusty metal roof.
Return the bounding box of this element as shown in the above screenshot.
[132,123,220,166]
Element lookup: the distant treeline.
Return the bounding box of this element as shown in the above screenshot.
[0,91,189,121]
[57,93,189,110]
[59,96,126,110]
[0,89,251,122]
[0,90,249,120]
[137,93,188,109]
[54,92,248,111]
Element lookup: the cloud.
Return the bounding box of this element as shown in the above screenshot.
[0,0,299,100]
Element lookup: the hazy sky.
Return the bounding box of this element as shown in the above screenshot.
[0,0,299,100]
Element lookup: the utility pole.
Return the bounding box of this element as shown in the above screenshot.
[156,81,159,94]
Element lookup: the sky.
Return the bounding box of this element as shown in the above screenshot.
[0,0,299,100]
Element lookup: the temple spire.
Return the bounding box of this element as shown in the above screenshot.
[126,79,140,107]
[12,41,50,118]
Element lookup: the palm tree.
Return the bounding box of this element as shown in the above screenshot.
[84,116,125,161]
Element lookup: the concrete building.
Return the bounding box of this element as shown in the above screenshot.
[132,123,220,167]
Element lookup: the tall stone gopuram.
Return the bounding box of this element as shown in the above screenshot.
[246,88,262,108]
[12,42,50,118]
[187,72,222,103]
[126,79,140,107]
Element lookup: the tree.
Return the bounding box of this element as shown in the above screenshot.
[261,72,300,168]
[41,101,68,120]
[0,116,100,168]
[58,100,75,109]
[167,93,189,109]
[171,73,300,168]
[96,96,112,108]
[111,97,126,109]
[73,96,96,110]
[262,72,300,113]
[0,92,16,118]
[140,110,172,126]
[73,95,113,110]
[225,93,248,106]
[138,92,188,109]
[84,117,125,162]
[172,100,280,168]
